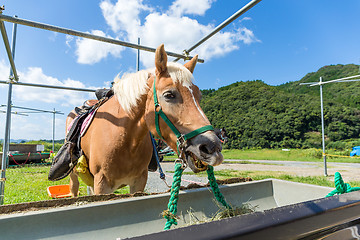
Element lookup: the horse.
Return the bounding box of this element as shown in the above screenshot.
[66,44,224,196]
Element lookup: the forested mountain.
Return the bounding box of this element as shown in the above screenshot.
[279,64,360,109]
[201,64,360,149]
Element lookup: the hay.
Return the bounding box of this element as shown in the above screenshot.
[186,200,257,226]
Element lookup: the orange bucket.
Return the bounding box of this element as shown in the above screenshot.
[47,184,72,198]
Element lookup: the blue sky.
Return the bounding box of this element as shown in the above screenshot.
[0,0,360,140]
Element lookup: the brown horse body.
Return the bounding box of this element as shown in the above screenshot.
[68,44,223,196]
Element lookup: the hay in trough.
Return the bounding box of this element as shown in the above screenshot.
[186,200,257,226]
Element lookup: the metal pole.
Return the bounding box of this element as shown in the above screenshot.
[301,78,360,86]
[0,14,19,81]
[0,110,28,116]
[173,0,262,62]
[0,80,97,92]
[0,18,17,205]
[4,105,64,114]
[320,77,327,176]
[52,108,55,153]
[0,14,203,63]
[136,38,140,72]
[309,74,360,86]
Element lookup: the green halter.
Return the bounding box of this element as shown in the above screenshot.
[153,76,214,155]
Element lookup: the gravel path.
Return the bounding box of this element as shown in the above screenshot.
[145,162,209,193]
[145,160,360,193]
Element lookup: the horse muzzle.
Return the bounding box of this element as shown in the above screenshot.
[184,131,224,173]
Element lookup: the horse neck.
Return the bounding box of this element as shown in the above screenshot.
[114,94,150,140]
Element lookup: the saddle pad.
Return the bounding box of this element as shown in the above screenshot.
[80,108,97,137]
[66,107,98,137]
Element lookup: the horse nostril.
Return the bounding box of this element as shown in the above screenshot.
[199,144,210,155]
[199,143,214,155]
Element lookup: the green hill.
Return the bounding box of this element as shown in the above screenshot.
[279,64,360,109]
[201,64,360,149]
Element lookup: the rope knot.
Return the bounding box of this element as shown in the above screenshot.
[326,172,360,197]
[162,209,179,222]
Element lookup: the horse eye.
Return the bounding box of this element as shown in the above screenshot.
[164,91,176,100]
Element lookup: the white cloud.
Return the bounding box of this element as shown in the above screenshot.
[235,26,260,45]
[0,60,98,107]
[74,0,259,68]
[11,66,95,107]
[65,35,74,48]
[49,32,59,42]
[168,0,213,17]
[0,60,94,140]
[0,59,10,85]
[75,30,124,65]
[139,13,259,67]
[100,0,152,41]
[241,17,252,22]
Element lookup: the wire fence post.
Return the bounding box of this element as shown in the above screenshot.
[0,17,17,205]
[52,108,55,153]
[136,37,140,72]
[319,77,328,176]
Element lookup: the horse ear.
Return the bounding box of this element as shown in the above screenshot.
[155,44,168,74]
[184,55,198,73]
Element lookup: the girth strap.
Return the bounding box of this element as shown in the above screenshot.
[153,76,214,153]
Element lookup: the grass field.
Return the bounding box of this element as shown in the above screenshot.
[3,147,360,205]
[4,165,129,205]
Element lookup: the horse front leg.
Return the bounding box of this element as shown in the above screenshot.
[129,170,148,194]
[69,170,80,197]
[93,172,114,195]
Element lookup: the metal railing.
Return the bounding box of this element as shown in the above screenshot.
[0,13,203,64]
[174,0,262,62]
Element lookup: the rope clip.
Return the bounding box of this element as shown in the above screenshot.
[182,50,190,61]
[174,158,187,169]
[162,178,171,188]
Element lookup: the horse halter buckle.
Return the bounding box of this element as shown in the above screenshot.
[176,134,186,148]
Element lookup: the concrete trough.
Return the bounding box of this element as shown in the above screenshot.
[0,179,334,239]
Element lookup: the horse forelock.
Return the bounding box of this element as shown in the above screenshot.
[113,62,194,115]
[166,62,194,87]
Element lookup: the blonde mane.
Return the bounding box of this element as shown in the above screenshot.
[113,62,194,115]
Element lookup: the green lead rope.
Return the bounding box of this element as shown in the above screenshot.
[207,165,232,210]
[326,172,360,197]
[163,164,231,230]
[163,163,184,230]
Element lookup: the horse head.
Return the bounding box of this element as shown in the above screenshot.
[145,44,223,173]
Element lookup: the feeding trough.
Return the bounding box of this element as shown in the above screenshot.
[0,179,349,239]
